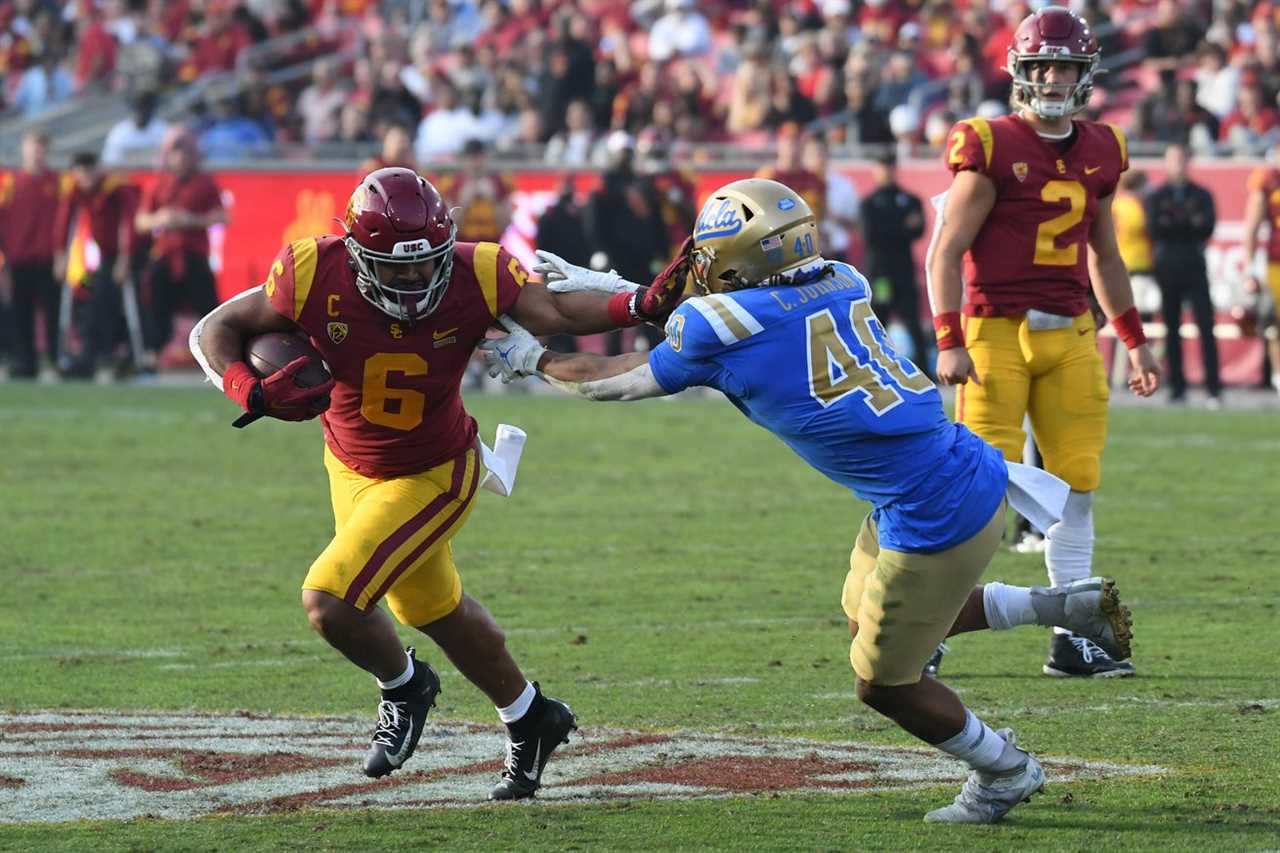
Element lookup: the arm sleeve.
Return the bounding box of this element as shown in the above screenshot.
[646,301,723,393]
[943,119,994,177]
[1099,124,1129,198]
[262,241,306,323]
[494,244,529,316]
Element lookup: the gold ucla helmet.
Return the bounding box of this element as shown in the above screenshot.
[689,178,821,294]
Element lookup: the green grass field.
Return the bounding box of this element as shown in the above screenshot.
[1,384,1278,851]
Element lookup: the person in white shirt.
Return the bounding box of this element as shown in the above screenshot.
[101,90,170,166]
[647,0,712,63]
[544,100,597,166]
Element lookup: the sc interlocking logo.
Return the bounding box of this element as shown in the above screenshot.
[0,712,1163,822]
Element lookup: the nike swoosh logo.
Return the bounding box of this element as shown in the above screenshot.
[1084,166,1101,175]
[523,740,542,781]
[433,327,459,340]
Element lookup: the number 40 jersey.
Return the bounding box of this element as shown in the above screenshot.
[648,264,1008,554]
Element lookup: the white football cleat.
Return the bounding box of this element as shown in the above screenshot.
[925,729,1045,824]
[1035,577,1133,661]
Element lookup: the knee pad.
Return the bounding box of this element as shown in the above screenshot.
[1050,454,1101,493]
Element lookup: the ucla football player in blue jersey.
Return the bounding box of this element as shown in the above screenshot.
[482,178,1133,824]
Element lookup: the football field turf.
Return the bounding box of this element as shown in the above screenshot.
[1,384,1277,851]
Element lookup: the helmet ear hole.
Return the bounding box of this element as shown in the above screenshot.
[742,207,754,222]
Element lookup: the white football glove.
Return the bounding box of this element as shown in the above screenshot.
[533,249,640,295]
[480,316,546,384]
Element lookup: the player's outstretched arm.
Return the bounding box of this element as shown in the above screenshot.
[508,240,692,336]
[1087,196,1160,397]
[927,172,995,386]
[479,318,667,401]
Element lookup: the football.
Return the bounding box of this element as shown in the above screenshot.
[244,332,331,386]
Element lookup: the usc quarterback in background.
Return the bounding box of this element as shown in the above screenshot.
[189,167,686,799]
[927,6,1159,678]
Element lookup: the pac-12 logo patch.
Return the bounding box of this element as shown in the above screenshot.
[1012,162,1029,183]
[327,321,348,344]
[695,198,744,239]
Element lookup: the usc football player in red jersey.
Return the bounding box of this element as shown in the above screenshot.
[927,6,1159,678]
[190,167,685,799]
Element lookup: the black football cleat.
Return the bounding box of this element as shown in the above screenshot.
[1043,632,1135,678]
[489,685,577,801]
[923,642,949,677]
[363,647,441,778]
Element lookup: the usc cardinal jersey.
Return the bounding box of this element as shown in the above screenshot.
[944,114,1128,317]
[264,235,526,478]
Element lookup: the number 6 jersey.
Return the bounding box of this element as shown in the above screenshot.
[264,235,525,478]
[944,114,1128,318]
[647,264,1008,553]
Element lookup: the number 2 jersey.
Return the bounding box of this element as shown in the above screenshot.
[944,114,1128,317]
[264,235,525,478]
[647,263,1008,553]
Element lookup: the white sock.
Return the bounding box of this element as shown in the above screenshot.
[496,681,536,724]
[376,650,414,690]
[982,582,1036,630]
[1046,490,1094,633]
[936,709,1026,775]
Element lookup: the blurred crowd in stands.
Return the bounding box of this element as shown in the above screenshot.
[1,0,1278,399]
[8,0,1280,161]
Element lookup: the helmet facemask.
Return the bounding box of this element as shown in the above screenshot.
[345,224,456,321]
[1009,55,1097,119]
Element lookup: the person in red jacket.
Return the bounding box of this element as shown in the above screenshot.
[134,127,228,366]
[0,131,64,379]
[54,151,141,378]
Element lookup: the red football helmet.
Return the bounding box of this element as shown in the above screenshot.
[343,167,456,321]
[1007,6,1100,119]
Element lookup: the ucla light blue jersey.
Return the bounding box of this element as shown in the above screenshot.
[648,262,1008,553]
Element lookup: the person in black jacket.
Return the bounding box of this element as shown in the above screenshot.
[861,150,931,372]
[1144,143,1222,406]
[535,178,591,354]
[584,134,668,354]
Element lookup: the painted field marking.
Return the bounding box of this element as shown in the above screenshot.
[0,711,1165,823]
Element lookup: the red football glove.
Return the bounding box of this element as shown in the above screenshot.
[223,358,334,422]
[637,235,694,321]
